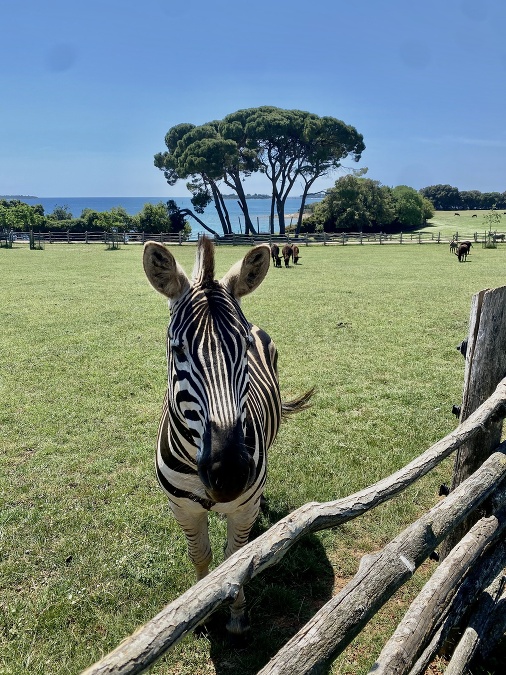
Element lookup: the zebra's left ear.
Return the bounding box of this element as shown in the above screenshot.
[143,241,190,300]
[220,244,271,299]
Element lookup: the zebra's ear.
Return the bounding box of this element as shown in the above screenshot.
[220,244,271,299]
[143,241,190,300]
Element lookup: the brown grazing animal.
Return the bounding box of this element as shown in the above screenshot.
[292,244,300,264]
[456,242,470,261]
[282,243,293,267]
[270,243,281,267]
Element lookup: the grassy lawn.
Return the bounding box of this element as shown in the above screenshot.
[420,208,504,240]
[1,238,506,674]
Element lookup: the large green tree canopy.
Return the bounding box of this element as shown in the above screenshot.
[155,106,365,236]
[306,177,434,232]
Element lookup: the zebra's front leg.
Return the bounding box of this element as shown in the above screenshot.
[223,500,260,642]
[170,500,212,581]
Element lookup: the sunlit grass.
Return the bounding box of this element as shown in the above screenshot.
[1,240,506,673]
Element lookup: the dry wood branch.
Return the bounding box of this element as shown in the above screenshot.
[408,540,506,675]
[81,379,506,675]
[257,449,506,675]
[370,484,506,674]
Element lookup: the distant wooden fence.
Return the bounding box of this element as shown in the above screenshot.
[2,230,188,245]
[3,229,506,248]
[80,286,506,675]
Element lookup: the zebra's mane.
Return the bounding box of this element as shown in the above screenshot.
[192,236,215,288]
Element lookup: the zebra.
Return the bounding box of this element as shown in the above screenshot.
[142,237,312,641]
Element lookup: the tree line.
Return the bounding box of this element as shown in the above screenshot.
[0,199,191,236]
[418,185,506,211]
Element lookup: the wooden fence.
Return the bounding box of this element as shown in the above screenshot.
[3,229,506,248]
[78,285,506,674]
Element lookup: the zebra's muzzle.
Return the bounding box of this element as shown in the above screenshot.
[198,421,255,503]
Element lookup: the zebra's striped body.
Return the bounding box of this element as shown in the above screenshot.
[143,237,282,638]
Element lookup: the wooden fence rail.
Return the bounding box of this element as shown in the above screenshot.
[4,229,505,248]
[80,375,506,675]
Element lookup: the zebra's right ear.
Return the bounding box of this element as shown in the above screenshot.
[143,242,190,300]
[221,244,271,299]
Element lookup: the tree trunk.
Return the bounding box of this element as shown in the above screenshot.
[233,178,256,235]
[209,182,232,235]
[441,286,506,558]
[269,193,276,234]
[295,179,316,235]
[276,195,286,235]
[179,210,219,238]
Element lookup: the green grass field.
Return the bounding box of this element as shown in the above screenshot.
[2,238,506,674]
[421,209,504,240]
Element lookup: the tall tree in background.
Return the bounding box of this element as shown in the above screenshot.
[155,107,364,236]
[224,107,364,234]
[154,123,228,237]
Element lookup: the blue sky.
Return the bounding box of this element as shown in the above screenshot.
[1,0,505,197]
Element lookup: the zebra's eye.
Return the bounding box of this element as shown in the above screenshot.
[171,341,186,359]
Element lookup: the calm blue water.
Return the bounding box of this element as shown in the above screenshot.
[19,196,321,236]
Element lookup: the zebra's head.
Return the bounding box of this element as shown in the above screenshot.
[143,237,271,503]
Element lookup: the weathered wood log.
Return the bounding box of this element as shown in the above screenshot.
[408,539,506,675]
[256,449,506,675]
[369,484,506,674]
[81,380,506,675]
[445,567,506,674]
[443,286,506,558]
[474,580,506,663]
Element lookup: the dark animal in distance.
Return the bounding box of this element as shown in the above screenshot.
[270,243,281,267]
[292,244,300,264]
[472,214,477,217]
[456,242,471,261]
[450,240,458,253]
[142,237,312,641]
[454,212,460,216]
[282,243,293,267]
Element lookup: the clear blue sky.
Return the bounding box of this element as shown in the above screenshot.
[2,0,505,197]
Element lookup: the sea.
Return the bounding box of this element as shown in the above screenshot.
[17,196,322,237]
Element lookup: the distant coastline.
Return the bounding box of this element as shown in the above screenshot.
[222,191,326,200]
[1,194,38,199]
[222,193,270,199]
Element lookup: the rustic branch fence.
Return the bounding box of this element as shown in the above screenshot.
[4,229,506,248]
[81,287,506,675]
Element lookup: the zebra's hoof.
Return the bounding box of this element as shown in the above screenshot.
[226,629,251,649]
[226,612,251,648]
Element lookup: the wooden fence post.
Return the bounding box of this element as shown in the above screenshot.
[441,286,506,559]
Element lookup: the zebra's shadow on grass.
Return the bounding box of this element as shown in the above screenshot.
[204,497,335,675]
